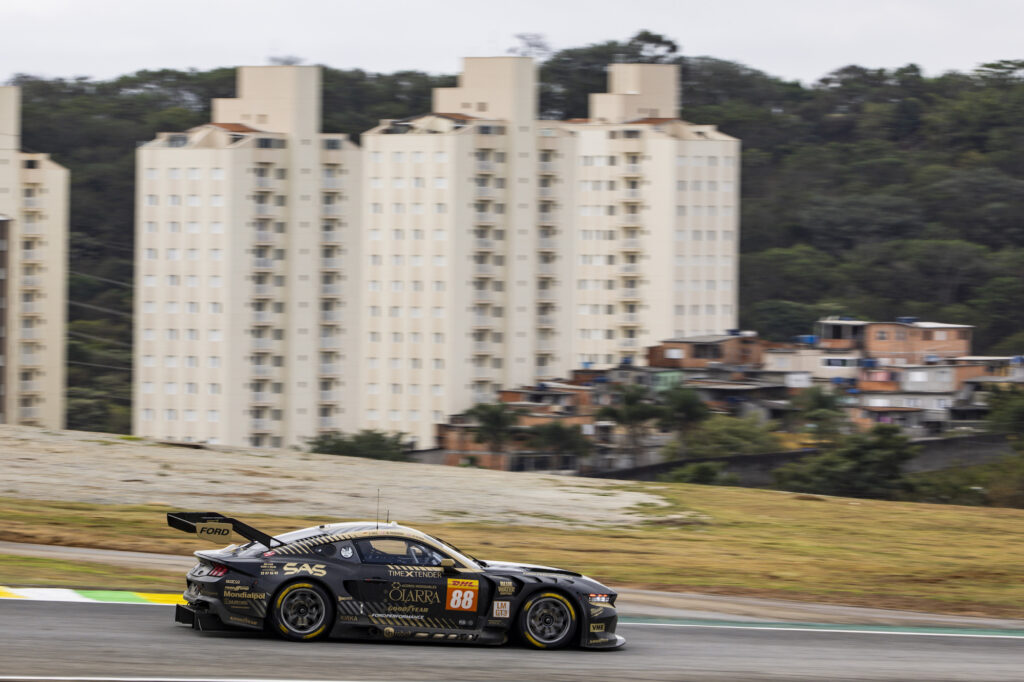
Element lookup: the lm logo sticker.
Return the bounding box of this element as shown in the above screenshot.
[445,578,479,612]
[283,562,327,577]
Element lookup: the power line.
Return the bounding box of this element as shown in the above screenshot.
[67,330,132,347]
[70,270,132,288]
[67,360,131,371]
[68,300,131,318]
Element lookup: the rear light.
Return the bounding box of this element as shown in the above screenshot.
[209,563,228,577]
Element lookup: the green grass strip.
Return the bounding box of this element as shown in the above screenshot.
[75,589,151,603]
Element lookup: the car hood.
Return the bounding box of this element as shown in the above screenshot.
[479,559,582,577]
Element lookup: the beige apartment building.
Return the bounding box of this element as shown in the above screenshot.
[0,86,67,429]
[135,59,738,449]
[358,58,739,446]
[133,66,360,446]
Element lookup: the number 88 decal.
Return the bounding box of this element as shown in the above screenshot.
[445,578,479,612]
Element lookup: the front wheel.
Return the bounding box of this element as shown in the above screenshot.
[269,582,333,641]
[518,592,578,649]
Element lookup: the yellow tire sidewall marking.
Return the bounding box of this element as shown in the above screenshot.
[275,582,326,639]
[522,592,577,649]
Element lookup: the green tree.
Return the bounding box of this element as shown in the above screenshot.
[527,421,593,466]
[657,386,710,455]
[308,430,409,461]
[773,424,919,499]
[666,415,783,459]
[466,403,519,454]
[660,462,738,486]
[598,385,663,465]
[792,387,847,447]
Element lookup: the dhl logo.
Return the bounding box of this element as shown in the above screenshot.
[446,579,477,588]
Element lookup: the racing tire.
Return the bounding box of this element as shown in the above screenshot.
[518,591,578,649]
[269,581,333,642]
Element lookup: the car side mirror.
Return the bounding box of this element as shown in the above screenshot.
[440,558,457,573]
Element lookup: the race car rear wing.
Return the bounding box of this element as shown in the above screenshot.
[167,511,282,548]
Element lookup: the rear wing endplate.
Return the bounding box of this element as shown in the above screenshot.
[167,511,281,548]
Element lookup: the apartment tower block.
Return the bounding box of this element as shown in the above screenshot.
[0,86,67,428]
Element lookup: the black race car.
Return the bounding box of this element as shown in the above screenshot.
[167,511,624,649]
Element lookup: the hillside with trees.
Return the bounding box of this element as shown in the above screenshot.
[9,32,1024,432]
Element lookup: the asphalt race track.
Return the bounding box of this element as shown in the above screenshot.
[3,601,1024,681]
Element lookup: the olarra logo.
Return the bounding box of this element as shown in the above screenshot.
[388,582,440,604]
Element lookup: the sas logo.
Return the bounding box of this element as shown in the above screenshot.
[283,562,327,577]
[195,522,232,539]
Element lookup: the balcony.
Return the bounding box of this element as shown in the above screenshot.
[620,239,641,249]
[321,310,341,322]
[538,187,553,198]
[474,263,493,275]
[473,341,491,352]
[622,164,641,175]
[473,316,493,327]
[250,419,272,431]
[320,337,340,349]
[251,392,270,403]
[619,288,641,300]
[537,290,557,302]
[21,276,40,288]
[21,302,36,313]
[319,364,339,375]
[619,263,640,274]
[619,215,641,227]
[321,283,341,295]
[476,160,494,172]
[620,313,640,324]
[620,338,639,348]
[22,250,41,261]
[251,365,272,377]
[323,178,341,189]
[20,328,37,339]
[252,338,273,350]
[319,390,337,402]
[474,212,495,224]
[537,315,555,327]
[623,188,641,199]
[538,211,558,224]
[321,258,341,269]
[255,204,274,215]
[23,198,39,209]
[254,231,274,243]
[473,366,495,380]
[538,237,556,249]
[322,205,342,216]
[20,354,39,366]
[19,407,39,419]
[253,284,272,296]
[538,263,556,276]
[253,311,274,323]
[22,223,41,234]
[19,380,38,392]
[537,338,555,352]
[474,186,492,197]
[474,238,494,250]
[254,177,274,189]
[473,289,492,302]
[319,417,337,428]
[253,258,275,269]
[538,162,555,173]
[322,231,341,243]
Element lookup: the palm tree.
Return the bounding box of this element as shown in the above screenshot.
[527,420,594,470]
[466,403,519,455]
[658,386,710,456]
[597,385,663,466]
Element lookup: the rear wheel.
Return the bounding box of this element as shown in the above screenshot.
[270,582,332,641]
[518,592,578,649]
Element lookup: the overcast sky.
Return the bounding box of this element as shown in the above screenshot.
[4,0,1022,86]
